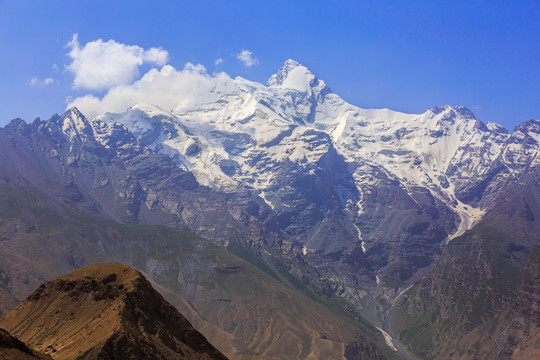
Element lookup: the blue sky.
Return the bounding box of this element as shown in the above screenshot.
[0,0,538,129]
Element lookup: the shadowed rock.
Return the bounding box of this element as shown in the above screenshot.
[0,328,51,360]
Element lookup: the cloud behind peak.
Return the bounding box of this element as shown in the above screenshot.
[66,34,169,91]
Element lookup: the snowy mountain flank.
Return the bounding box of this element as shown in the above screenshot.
[96,60,531,244]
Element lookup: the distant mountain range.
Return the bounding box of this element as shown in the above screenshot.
[0,60,538,359]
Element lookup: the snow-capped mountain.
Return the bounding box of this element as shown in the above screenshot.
[96,60,534,247]
[79,59,540,311]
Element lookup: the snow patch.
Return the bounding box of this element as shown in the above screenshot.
[375,326,397,352]
[446,199,485,242]
[394,284,414,305]
[258,191,274,210]
[276,65,315,93]
[353,223,366,253]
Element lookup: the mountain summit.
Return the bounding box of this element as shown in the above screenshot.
[267,59,330,95]
[0,263,228,360]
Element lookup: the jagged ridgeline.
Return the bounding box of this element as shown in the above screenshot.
[0,60,539,359]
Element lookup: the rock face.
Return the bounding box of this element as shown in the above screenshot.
[0,263,229,360]
[0,109,272,246]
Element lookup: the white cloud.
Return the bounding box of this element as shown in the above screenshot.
[68,63,235,120]
[184,63,207,73]
[215,58,224,65]
[52,63,59,72]
[142,47,169,64]
[65,34,169,91]
[30,77,54,86]
[237,49,258,67]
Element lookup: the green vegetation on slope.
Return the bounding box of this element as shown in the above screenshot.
[392,224,528,359]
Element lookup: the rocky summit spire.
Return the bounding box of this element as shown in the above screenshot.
[56,107,95,142]
[267,59,330,95]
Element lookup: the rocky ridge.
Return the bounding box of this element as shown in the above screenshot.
[0,263,229,360]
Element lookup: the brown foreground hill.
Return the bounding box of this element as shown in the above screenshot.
[0,263,229,360]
